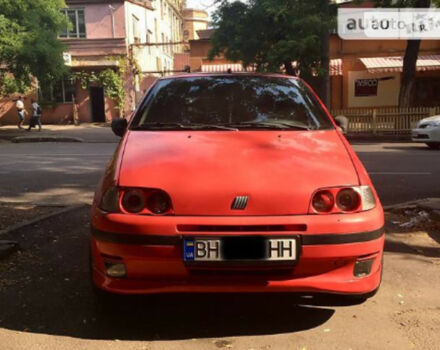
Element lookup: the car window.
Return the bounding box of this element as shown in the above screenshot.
[132,76,334,130]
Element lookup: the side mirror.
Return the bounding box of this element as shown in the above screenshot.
[334,115,348,134]
[111,118,128,137]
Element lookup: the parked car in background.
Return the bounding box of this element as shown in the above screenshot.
[412,115,440,149]
[90,73,384,300]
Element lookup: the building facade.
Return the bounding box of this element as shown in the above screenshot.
[182,8,209,51]
[189,29,440,110]
[0,0,185,125]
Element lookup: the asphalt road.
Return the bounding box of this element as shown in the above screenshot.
[0,141,438,206]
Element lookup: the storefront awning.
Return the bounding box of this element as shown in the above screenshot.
[329,58,342,76]
[201,59,343,76]
[360,55,440,73]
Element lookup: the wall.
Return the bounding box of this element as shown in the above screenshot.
[126,1,182,74]
[347,71,400,107]
[189,39,212,72]
[330,76,343,110]
[0,94,74,125]
[0,95,35,125]
[183,9,209,41]
[79,2,126,39]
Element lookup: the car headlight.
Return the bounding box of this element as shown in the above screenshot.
[419,120,440,128]
[427,121,440,128]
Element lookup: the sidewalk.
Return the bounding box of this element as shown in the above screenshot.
[0,124,119,143]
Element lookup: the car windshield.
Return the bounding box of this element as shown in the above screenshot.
[132,75,334,131]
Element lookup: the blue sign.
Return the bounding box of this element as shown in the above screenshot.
[183,239,195,261]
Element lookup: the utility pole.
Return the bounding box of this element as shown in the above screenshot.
[320,0,330,109]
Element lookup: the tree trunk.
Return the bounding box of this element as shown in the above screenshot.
[398,0,430,107]
[319,0,330,108]
[284,61,296,76]
[398,39,421,107]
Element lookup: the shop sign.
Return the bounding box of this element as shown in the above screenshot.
[355,78,378,96]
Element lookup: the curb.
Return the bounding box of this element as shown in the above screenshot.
[384,198,440,222]
[11,136,83,143]
[346,134,411,143]
[0,204,87,237]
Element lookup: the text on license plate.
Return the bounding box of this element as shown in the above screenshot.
[183,237,297,262]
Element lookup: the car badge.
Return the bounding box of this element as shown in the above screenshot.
[231,196,248,210]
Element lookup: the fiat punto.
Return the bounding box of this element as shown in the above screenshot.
[90,73,384,299]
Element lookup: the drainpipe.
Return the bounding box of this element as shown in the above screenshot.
[109,5,115,38]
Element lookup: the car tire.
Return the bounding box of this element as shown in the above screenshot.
[426,142,440,150]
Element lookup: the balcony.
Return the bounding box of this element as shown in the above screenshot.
[61,38,127,58]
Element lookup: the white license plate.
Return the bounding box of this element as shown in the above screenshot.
[183,237,298,262]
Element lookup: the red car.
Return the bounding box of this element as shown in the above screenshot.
[90,73,384,299]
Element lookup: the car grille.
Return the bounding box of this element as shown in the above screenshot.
[413,134,429,139]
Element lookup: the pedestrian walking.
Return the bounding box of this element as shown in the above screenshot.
[15,96,27,129]
[27,99,42,131]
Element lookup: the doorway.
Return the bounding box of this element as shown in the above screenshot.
[90,87,106,122]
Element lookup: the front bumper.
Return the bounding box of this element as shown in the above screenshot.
[90,207,385,295]
[411,127,440,143]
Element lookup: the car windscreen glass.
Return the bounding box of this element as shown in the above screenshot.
[132,76,334,130]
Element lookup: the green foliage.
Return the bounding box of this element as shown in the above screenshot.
[71,57,127,115]
[209,0,334,79]
[374,0,434,6]
[0,0,69,97]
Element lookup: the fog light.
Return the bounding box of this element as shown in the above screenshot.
[353,258,374,277]
[104,261,126,278]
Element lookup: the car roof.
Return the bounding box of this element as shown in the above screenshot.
[158,72,299,81]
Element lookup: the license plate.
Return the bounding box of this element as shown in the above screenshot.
[183,237,298,262]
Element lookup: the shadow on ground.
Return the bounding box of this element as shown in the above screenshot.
[0,206,339,340]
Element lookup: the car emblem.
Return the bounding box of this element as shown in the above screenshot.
[231,196,248,210]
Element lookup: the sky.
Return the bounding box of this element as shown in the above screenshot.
[185,0,245,19]
[185,0,219,16]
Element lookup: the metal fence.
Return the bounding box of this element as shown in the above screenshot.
[330,107,440,134]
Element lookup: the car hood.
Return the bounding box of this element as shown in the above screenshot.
[119,130,359,215]
[418,115,440,124]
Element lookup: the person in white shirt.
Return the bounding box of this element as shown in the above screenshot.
[27,99,42,131]
[15,96,27,129]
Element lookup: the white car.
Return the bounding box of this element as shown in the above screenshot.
[412,115,440,149]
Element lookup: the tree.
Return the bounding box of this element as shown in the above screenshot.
[0,0,69,97]
[376,0,434,107]
[209,0,334,103]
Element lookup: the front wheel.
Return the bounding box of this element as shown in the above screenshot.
[426,142,440,150]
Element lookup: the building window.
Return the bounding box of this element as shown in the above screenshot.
[132,15,140,43]
[60,9,86,38]
[156,57,162,71]
[40,78,75,103]
[154,19,158,43]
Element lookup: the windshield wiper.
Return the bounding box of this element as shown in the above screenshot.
[190,123,239,131]
[131,122,188,130]
[131,122,238,131]
[223,121,311,130]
